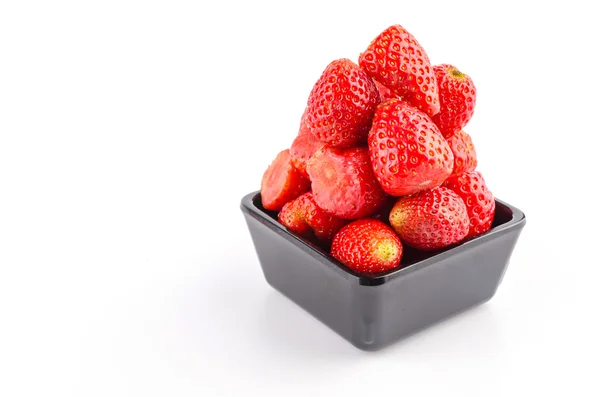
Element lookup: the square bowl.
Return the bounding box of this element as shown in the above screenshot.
[241,191,526,351]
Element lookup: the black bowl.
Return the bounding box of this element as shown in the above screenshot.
[241,191,526,351]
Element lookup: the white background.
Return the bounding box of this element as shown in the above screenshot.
[1,1,599,396]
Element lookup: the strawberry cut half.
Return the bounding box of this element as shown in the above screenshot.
[307,146,387,219]
[261,149,310,211]
[290,132,326,180]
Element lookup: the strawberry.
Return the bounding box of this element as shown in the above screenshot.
[307,146,387,219]
[290,132,325,179]
[432,64,476,138]
[331,219,403,273]
[278,197,311,237]
[278,192,347,241]
[443,171,495,239]
[374,79,399,102]
[447,129,477,175]
[305,59,380,148]
[359,25,439,117]
[389,186,469,251]
[297,108,312,136]
[261,149,310,211]
[369,99,453,196]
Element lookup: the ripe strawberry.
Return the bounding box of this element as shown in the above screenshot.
[432,64,476,138]
[374,79,399,102]
[369,99,453,196]
[278,192,347,241]
[278,197,311,237]
[290,132,325,179]
[307,146,387,219]
[305,59,380,148]
[359,25,439,117]
[331,219,403,273]
[443,171,495,239]
[389,186,469,251]
[261,149,310,211]
[448,129,477,175]
[297,108,312,136]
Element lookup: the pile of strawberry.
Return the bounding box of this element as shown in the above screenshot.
[260,24,495,274]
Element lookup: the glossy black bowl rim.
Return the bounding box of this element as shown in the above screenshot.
[241,191,526,286]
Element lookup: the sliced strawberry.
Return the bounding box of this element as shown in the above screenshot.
[290,132,325,180]
[261,149,310,211]
[307,146,387,219]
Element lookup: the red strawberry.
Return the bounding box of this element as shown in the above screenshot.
[359,25,439,117]
[369,99,453,196]
[261,149,310,211]
[297,108,312,136]
[389,186,469,251]
[374,79,399,102]
[432,64,476,138]
[443,171,495,239]
[278,197,311,237]
[331,219,403,273]
[278,192,347,241]
[290,132,325,179]
[307,146,387,219]
[448,129,477,175]
[305,59,380,148]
